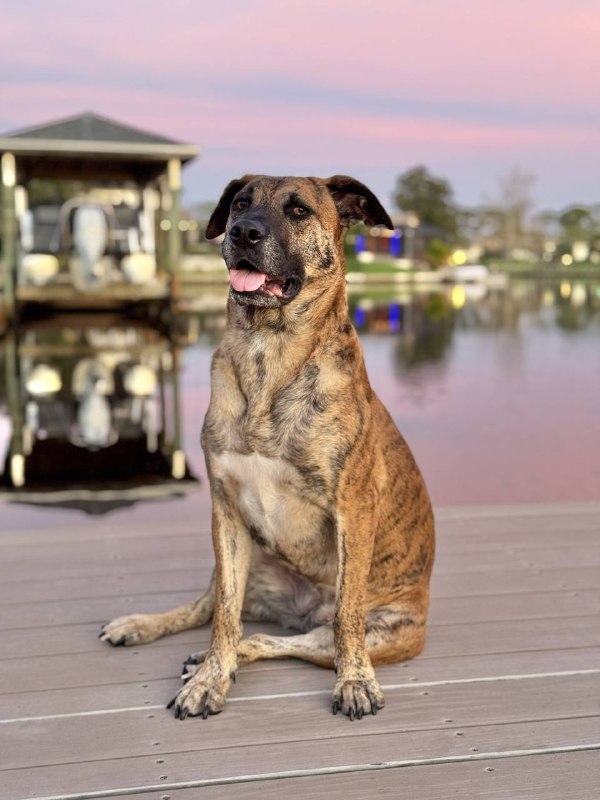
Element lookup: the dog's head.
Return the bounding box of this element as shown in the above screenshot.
[206,175,393,309]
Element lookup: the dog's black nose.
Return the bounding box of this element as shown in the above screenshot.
[229,219,267,246]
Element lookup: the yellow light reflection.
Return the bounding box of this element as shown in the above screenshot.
[560,281,571,299]
[542,289,554,307]
[451,285,466,309]
[571,283,587,307]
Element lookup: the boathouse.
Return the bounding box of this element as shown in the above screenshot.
[0,112,198,317]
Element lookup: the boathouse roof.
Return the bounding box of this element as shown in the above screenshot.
[0,112,198,180]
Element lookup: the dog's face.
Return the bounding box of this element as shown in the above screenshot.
[206,175,393,309]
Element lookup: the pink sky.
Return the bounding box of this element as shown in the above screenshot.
[1,0,599,210]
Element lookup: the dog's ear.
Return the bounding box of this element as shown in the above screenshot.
[325,175,393,230]
[206,175,256,239]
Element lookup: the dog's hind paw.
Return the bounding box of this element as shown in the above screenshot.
[331,677,385,720]
[99,614,164,646]
[181,650,208,682]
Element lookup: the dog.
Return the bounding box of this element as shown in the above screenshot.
[101,175,435,721]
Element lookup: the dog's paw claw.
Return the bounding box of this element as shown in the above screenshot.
[332,677,384,720]
[169,679,226,720]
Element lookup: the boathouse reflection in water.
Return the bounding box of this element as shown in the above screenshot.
[0,315,198,514]
[1,277,599,515]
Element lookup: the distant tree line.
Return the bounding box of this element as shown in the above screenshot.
[393,165,600,266]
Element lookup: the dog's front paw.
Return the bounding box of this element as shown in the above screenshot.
[332,676,385,720]
[99,614,164,646]
[167,675,228,720]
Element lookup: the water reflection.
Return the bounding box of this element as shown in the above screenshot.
[1,277,599,515]
[0,315,198,514]
[346,278,600,373]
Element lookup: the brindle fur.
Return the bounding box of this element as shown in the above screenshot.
[101,175,435,721]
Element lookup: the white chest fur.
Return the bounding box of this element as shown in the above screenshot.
[211,451,325,551]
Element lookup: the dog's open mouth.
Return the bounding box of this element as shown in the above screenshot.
[229,259,298,300]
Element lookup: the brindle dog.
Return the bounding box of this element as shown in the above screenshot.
[101,175,435,721]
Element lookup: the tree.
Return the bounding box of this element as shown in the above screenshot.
[424,239,452,268]
[393,166,459,240]
[496,168,535,256]
[558,206,600,245]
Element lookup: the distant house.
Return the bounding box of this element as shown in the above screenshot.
[354,214,449,266]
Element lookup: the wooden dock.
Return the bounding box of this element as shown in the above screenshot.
[1,501,599,799]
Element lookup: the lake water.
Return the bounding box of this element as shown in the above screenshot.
[1,277,598,531]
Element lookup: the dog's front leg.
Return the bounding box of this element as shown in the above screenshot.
[169,501,252,719]
[332,507,385,720]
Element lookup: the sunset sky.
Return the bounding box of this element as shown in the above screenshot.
[1,0,598,212]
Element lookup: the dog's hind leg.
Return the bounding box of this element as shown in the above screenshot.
[100,547,304,647]
[100,575,216,646]
[182,601,427,718]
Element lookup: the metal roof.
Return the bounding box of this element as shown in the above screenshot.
[0,112,198,163]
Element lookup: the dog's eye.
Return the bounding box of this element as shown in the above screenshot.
[291,206,309,218]
[234,198,249,211]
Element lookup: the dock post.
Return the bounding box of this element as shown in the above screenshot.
[167,158,182,301]
[4,331,25,486]
[1,152,17,320]
[170,344,185,479]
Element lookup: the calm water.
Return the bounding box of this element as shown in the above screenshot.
[1,277,599,531]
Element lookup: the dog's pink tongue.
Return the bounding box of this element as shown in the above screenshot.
[229,269,267,292]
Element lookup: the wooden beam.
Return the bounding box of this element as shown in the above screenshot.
[1,152,17,317]
[167,158,182,298]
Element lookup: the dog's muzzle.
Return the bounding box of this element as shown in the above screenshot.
[225,219,302,307]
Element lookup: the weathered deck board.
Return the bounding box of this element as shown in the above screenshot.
[2,615,599,699]
[0,499,597,546]
[0,530,600,572]
[6,545,598,594]
[3,562,599,605]
[4,673,600,771]
[3,585,600,631]
[126,751,600,800]
[3,646,600,722]
[1,501,599,800]
[2,718,599,799]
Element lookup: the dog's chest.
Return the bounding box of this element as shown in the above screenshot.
[212,450,335,577]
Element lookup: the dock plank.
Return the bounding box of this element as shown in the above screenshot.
[128,751,600,800]
[2,615,599,698]
[2,562,598,605]
[0,520,600,558]
[2,645,600,721]
[2,586,599,631]
[2,722,599,799]
[3,529,599,568]
[3,673,600,769]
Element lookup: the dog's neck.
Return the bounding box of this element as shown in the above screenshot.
[223,262,351,395]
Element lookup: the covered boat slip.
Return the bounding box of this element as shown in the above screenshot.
[0,113,198,316]
[0,501,599,799]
